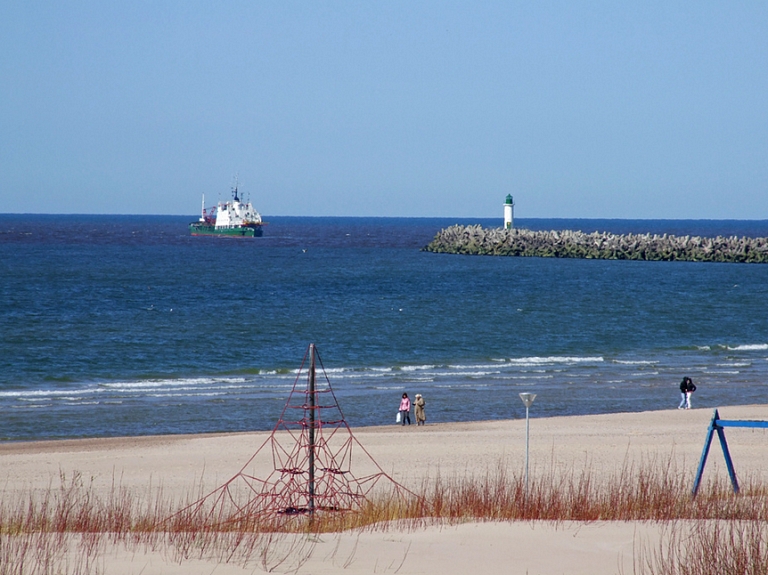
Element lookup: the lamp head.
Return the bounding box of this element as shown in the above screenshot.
[519,392,536,408]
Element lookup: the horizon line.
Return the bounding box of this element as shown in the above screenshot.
[2,213,768,222]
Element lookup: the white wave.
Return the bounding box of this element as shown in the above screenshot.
[103,378,245,391]
[421,370,501,378]
[727,344,768,351]
[508,356,604,366]
[331,371,389,380]
[105,384,219,394]
[0,388,96,399]
[717,362,751,367]
[399,365,437,372]
[316,367,346,374]
[434,383,490,389]
[149,392,225,398]
[697,346,711,350]
[613,360,659,365]
[447,363,510,370]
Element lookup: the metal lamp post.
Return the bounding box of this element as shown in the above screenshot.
[519,392,536,497]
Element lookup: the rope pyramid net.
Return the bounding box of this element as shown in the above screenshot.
[172,344,413,529]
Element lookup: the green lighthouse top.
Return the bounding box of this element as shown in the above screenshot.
[505,194,514,205]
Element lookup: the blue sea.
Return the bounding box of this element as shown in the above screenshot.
[2,215,768,441]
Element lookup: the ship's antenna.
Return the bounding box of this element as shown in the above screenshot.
[232,174,240,202]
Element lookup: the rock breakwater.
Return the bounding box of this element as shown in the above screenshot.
[425,225,768,263]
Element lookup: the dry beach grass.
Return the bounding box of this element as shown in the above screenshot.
[2,406,768,574]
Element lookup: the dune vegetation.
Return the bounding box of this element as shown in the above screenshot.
[2,457,767,574]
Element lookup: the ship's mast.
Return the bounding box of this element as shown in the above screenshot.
[232,175,240,203]
[200,193,205,222]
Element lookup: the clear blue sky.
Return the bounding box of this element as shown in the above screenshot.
[1,2,767,218]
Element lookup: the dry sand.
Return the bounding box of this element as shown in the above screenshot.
[3,405,768,574]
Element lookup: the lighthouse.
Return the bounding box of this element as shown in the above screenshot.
[503,194,515,229]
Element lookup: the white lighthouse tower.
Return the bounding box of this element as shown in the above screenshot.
[503,194,515,229]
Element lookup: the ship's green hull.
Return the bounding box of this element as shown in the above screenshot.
[189,223,264,237]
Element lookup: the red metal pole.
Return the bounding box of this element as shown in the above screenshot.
[308,344,316,514]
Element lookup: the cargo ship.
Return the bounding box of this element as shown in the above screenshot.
[189,185,265,237]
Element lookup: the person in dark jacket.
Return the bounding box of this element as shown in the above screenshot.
[678,376,696,409]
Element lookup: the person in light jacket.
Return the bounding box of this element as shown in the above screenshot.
[414,393,426,426]
[399,392,411,425]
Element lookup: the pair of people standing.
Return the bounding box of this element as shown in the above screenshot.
[398,392,426,426]
[678,376,697,409]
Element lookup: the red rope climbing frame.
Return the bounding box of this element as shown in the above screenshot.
[172,343,412,528]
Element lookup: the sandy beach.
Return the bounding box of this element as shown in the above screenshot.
[3,405,768,574]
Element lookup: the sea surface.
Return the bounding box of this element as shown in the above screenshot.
[2,215,768,441]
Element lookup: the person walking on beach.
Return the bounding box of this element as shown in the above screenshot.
[399,392,411,425]
[678,377,696,409]
[414,393,426,426]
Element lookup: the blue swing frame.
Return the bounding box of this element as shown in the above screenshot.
[692,409,768,497]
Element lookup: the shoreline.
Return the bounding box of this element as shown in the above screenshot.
[3,405,768,491]
[0,401,761,449]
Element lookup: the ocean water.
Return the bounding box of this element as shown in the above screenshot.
[1,214,768,441]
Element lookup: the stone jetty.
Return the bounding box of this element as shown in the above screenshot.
[424,225,768,263]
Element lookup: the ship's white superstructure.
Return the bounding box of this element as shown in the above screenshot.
[190,183,265,237]
[213,188,262,229]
